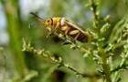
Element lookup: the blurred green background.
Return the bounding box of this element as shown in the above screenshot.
[0,0,128,82]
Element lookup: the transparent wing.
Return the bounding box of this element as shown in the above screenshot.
[64,18,86,34]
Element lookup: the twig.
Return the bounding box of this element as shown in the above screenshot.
[59,62,101,78]
[99,48,112,82]
[89,0,99,27]
[89,0,112,82]
[112,43,128,82]
[22,40,101,79]
[111,63,128,73]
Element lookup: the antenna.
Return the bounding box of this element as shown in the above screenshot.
[30,12,44,21]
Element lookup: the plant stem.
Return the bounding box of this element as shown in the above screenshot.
[2,0,28,81]
[99,48,111,82]
[22,40,101,79]
[89,0,99,28]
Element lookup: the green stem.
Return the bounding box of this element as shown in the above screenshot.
[22,41,101,79]
[2,0,28,81]
[99,48,111,82]
[112,50,128,82]
[89,0,99,28]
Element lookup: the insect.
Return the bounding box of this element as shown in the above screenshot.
[30,12,90,43]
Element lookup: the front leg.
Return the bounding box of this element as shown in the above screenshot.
[46,27,53,38]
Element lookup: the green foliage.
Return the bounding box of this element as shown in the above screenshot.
[1,0,128,82]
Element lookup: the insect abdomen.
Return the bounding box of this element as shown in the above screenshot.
[75,32,88,42]
[60,24,89,42]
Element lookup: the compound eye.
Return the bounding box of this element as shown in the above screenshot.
[47,20,50,23]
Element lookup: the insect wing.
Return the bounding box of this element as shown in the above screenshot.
[64,19,86,34]
[64,19,89,42]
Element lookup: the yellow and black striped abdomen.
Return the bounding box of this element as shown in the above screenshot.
[60,23,89,42]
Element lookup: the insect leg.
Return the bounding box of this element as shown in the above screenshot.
[46,27,53,38]
[74,32,80,41]
[52,22,60,34]
[57,33,71,45]
[46,31,52,38]
[62,34,76,45]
